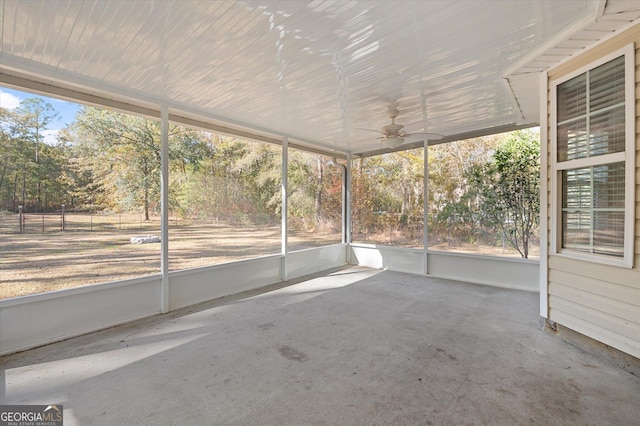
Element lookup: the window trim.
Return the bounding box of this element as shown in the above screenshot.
[550,43,635,268]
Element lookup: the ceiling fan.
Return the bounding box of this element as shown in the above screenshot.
[358,107,443,148]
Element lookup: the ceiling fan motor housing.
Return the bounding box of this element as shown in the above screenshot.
[382,123,404,137]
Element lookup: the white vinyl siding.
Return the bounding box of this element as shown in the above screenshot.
[545,24,640,359]
[549,255,640,357]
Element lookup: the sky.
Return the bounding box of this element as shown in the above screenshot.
[0,86,82,144]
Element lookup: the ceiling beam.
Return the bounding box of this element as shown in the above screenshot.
[355,122,538,158]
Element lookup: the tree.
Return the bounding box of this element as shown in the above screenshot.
[55,128,101,211]
[351,155,393,239]
[286,151,343,232]
[234,140,281,218]
[1,99,61,211]
[428,136,497,245]
[468,129,540,258]
[0,107,18,210]
[71,107,209,219]
[350,150,425,245]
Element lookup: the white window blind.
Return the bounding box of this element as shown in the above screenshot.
[556,54,628,259]
[561,162,625,256]
[557,55,625,162]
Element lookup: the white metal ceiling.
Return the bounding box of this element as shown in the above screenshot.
[2,0,640,156]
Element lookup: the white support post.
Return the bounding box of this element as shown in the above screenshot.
[344,153,351,245]
[345,153,352,263]
[539,71,549,319]
[281,137,288,281]
[423,140,429,276]
[160,106,170,313]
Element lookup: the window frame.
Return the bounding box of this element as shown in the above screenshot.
[550,43,636,268]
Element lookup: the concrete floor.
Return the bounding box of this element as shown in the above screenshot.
[1,267,639,425]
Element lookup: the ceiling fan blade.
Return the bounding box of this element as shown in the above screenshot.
[354,128,381,134]
[408,132,444,140]
[402,120,432,133]
[354,136,385,143]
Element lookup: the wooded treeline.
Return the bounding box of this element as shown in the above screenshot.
[0,101,343,231]
[1,98,539,257]
[352,130,540,258]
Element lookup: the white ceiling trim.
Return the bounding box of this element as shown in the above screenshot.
[503,1,640,128]
[506,5,640,77]
[502,15,599,78]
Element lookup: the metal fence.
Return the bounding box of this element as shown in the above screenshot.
[0,212,153,234]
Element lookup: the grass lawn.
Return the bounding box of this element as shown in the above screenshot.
[0,213,536,300]
[0,214,341,299]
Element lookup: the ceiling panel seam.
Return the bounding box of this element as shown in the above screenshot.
[501,78,526,123]
[54,0,82,71]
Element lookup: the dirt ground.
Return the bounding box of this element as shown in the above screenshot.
[1,215,537,300]
[0,218,342,299]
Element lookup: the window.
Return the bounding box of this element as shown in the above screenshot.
[552,45,635,267]
[352,149,424,248]
[429,132,540,259]
[168,131,282,270]
[0,91,162,299]
[287,149,343,250]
